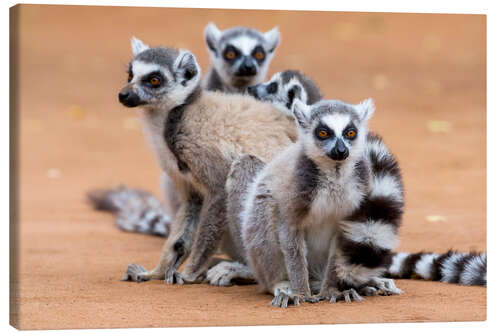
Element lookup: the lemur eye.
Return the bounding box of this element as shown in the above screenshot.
[316,128,330,140]
[225,50,236,60]
[267,82,278,94]
[345,129,357,139]
[254,51,265,60]
[149,76,161,87]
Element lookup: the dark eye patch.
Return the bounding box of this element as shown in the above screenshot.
[267,82,278,94]
[251,45,266,63]
[142,71,165,88]
[314,122,334,140]
[342,122,358,140]
[223,45,240,62]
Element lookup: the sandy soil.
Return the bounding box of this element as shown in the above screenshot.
[10,5,486,330]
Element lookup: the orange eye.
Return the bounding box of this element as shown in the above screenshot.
[254,51,265,60]
[317,129,329,139]
[225,51,236,60]
[149,77,161,86]
[346,130,357,138]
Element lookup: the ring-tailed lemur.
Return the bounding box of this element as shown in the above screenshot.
[238,98,406,307]
[90,23,281,238]
[240,72,487,298]
[113,39,296,285]
[203,22,280,93]
[248,70,323,117]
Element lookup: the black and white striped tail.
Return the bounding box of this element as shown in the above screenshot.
[387,251,486,286]
[87,185,172,237]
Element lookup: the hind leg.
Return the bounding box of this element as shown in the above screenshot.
[122,189,202,283]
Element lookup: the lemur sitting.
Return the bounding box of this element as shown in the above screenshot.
[218,72,486,306]
[203,22,280,93]
[239,98,406,307]
[89,23,281,238]
[113,39,297,285]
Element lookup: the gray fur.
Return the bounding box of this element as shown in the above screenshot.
[203,23,280,93]
[87,186,172,237]
[240,98,404,306]
[248,70,323,117]
[117,40,296,286]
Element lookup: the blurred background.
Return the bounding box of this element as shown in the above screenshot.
[11,5,485,330]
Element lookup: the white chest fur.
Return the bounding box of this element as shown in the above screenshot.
[309,172,364,224]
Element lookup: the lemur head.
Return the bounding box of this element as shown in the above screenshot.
[204,22,280,90]
[118,37,201,110]
[247,70,323,116]
[292,99,375,164]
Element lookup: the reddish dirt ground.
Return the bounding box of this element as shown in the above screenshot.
[10,5,486,330]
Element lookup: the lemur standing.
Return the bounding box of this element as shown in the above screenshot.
[89,24,281,238]
[113,39,297,285]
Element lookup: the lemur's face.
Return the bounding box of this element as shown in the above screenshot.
[292,99,375,163]
[205,23,280,90]
[118,38,200,109]
[248,71,308,116]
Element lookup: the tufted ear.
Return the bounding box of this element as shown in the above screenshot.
[174,51,200,86]
[131,36,149,56]
[354,98,376,122]
[292,99,311,128]
[264,27,281,53]
[204,22,222,55]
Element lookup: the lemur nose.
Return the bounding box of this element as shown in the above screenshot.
[118,91,129,102]
[247,85,258,97]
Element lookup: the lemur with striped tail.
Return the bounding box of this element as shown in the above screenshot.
[89,23,280,239]
[226,72,485,308]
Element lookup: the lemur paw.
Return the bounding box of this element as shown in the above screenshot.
[121,263,150,283]
[164,268,184,285]
[359,286,378,297]
[177,271,203,284]
[206,262,234,286]
[206,261,254,287]
[270,282,319,308]
[319,287,364,303]
[369,277,402,296]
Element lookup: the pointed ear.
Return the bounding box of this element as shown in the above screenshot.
[174,51,200,86]
[204,22,221,55]
[131,36,149,56]
[354,98,375,122]
[264,27,280,53]
[292,99,310,128]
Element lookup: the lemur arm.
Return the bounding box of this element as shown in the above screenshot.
[278,224,312,297]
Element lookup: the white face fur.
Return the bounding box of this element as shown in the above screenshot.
[292,99,375,166]
[204,23,280,90]
[118,37,201,110]
[248,71,308,116]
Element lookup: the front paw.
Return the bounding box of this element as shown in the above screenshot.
[271,292,319,308]
[164,267,184,285]
[121,263,151,283]
[368,277,402,296]
[319,286,364,303]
